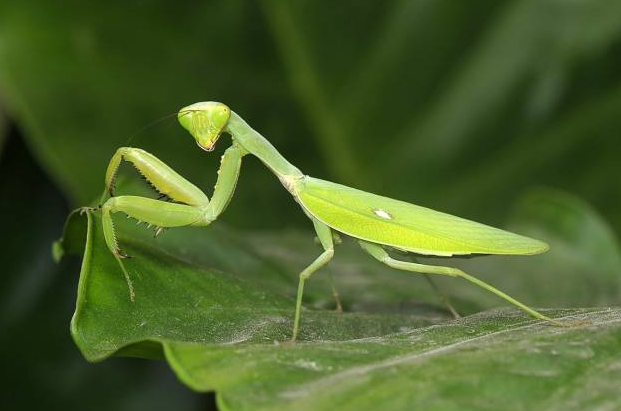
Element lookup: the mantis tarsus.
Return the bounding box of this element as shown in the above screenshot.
[97,101,566,342]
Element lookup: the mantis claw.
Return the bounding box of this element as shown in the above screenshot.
[79,206,101,215]
[280,338,296,346]
[117,249,132,259]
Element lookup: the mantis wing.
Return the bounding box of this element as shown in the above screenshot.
[296,177,548,256]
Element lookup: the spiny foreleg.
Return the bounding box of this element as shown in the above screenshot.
[101,147,210,206]
[99,145,245,301]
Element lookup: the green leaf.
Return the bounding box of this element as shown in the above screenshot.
[64,210,440,361]
[61,209,621,410]
[167,308,621,411]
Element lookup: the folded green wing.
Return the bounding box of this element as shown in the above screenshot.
[296,177,548,256]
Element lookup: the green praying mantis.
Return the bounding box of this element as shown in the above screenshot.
[97,101,565,342]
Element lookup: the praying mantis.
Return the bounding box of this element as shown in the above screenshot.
[98,101,563,342]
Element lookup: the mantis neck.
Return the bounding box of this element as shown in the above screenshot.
[227,112,304,189]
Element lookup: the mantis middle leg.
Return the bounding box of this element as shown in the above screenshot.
[422,274,461,318]
[291,219,335,342]
[358,240,560,324]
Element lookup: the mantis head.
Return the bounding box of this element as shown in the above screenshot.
[178,102,231,152]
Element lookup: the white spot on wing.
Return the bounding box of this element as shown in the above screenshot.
[373,209,392,219]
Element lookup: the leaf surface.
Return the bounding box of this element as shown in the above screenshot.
[168,308,621,411]
[61,209,621,411]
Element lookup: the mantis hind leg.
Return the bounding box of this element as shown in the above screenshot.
[101,195,206,301]
[291,219,335,342]
[358,240,562,325]
[392,248,460,317]
[326,269,343,313]
[422,275,461,318]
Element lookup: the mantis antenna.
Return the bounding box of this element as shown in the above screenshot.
[125,109,213,146]
[124,111,193,146]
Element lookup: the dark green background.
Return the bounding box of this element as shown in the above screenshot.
[1,1,620,410]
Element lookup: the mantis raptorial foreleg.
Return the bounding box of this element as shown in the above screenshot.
[99,145,245,301]
[102,147,210,205]
[292,219,335,342]
[206,145,244,217]
[358,240,561,324]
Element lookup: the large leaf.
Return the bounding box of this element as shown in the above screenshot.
[167,308,621,411]
[62,210,440,361]
[60,209,621,411]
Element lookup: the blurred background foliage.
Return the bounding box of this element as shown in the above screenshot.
[0,0,620,410]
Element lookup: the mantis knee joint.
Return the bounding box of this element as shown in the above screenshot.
[443,267,463,277]
[116,146,132,155]
[383,256,398,266]
[299,249,333,280]
[102,197,117,213]
[202,208,216,224]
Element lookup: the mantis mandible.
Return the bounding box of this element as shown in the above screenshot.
[98,101,562,342]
